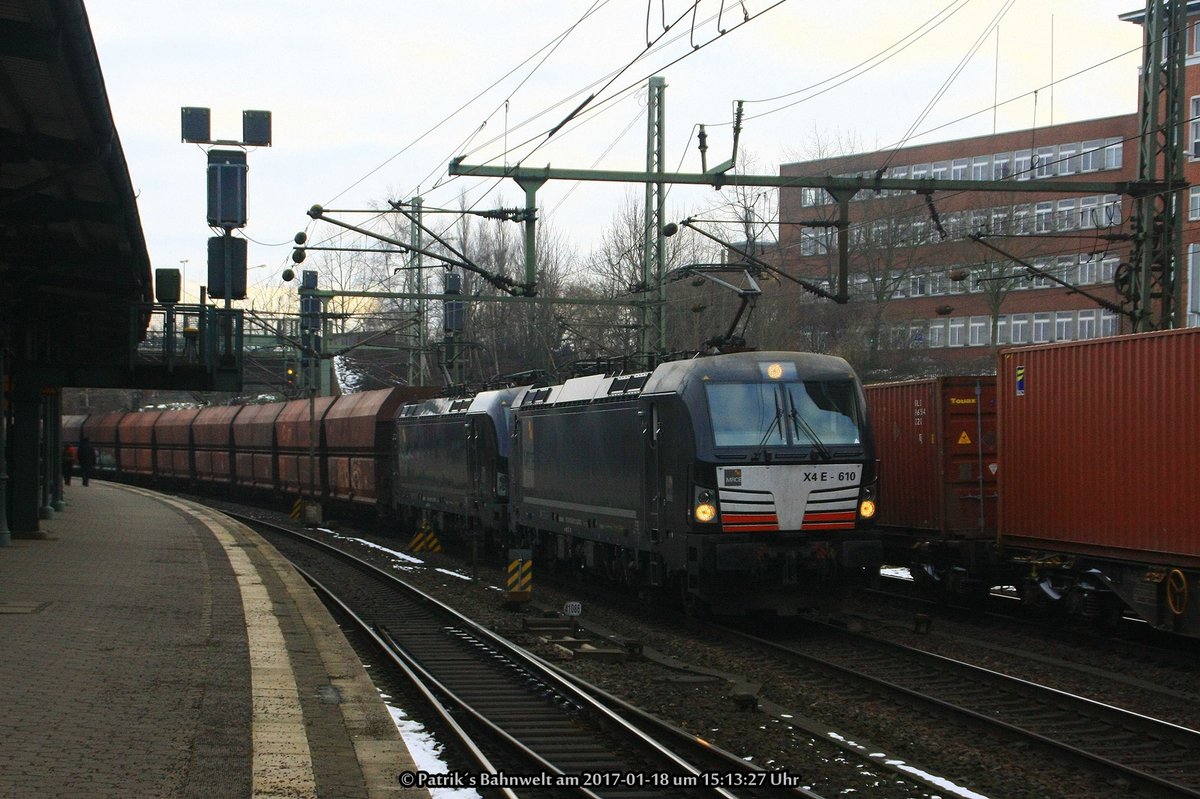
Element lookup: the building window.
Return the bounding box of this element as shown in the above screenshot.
[968,316,989,346]
[1010,314,1030,344]
[928,271,947,295]
[1012,204,1031,234]
[1101,311,1119,337]
[1104,194,1122,226]
[1014,149,1032,179]
[1058,143,1077,175]
[931,161,949,180]
[1192,98,1200,158]
[908,218,927,245]
[1057,256,1076,284]
[909,322,927,348]
[1104,137,1123,169]
[1190,244,1200,327]
[1077,309,1098,339]
[991,209,1008,235]
[1032,146,1051,177]
[909,273,927,297]
[971,155,991,181]
[1077,254,1098,285]
[1034,202,1053,233]
[1080,140,1103,172]
[1031,258,1053,288]
[1056,198,1076,230]
[1055,311,1075,341]
[995,316,1009,345]
[992,153,1010,180]
[1032,313,1052,342]
[951,159,969,180]
[1190,188,1200,221]
[1080,195,1099,229]
[948,317,965,347]
[1101,256,1119,283]
[911,163,929,180]
[928,320,946,349]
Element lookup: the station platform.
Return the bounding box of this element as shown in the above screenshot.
[0,481,430,799]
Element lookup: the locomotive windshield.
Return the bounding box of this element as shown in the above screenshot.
[705,380,863,451]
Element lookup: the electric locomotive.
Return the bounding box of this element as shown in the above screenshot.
[392,387,522,554]
[508,350,880,616]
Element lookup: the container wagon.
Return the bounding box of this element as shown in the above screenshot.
[864,376,998,601]
[997,328,1200,635]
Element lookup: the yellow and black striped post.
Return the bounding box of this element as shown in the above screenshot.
[289,498,303,520]
[407,519,442,554]
[506,548,532,604]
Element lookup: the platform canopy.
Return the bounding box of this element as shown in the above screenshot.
[0,0,152,387]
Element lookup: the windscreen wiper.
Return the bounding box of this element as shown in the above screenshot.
[754,392,784,461]
[786,389,832,461]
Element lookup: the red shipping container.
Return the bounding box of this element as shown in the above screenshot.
[865,377,998,539]
[998,329,1200,566]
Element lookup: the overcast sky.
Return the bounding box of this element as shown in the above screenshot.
[85,1,1144,300]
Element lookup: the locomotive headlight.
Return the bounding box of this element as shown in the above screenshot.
[859,499,877,519]
[693,488,717,523]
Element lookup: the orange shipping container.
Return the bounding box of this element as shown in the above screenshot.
[997,328,1200,566]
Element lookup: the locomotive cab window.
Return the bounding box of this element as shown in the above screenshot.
[705,379,863,451]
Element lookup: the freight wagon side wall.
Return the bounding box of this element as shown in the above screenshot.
[323,388,406,506]
[231,402,285,492]
[276,397,336,497]
[118,412,161,475]
[998,329,1200,565]
[154,409,201,480]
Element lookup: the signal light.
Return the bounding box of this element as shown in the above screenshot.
[859,499,877,519]
[286,366,296,386]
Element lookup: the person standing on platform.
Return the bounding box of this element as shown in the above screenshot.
[77,436,96,486]
[62,444,75,486]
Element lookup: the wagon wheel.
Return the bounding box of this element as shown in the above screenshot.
[1166,568,1189,617]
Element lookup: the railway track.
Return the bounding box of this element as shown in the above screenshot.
[239,514,820,799]
[720,621,1200,799]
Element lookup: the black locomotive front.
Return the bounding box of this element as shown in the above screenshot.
[509,351,880,616]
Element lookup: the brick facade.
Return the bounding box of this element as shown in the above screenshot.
[766,9,1200,376]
